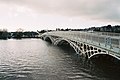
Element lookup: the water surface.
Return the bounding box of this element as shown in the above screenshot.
[0,39,119,80]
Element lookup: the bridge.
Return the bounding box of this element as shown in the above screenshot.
[41,31,120,61]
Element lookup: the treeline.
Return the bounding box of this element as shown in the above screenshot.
[37,25,120,34]
[11,31,39,39]
[37,30,53,33]
[0,30,39,39]
[56,28,83,31]
[55,25,120,33]
[84,25,120,33]
[0,25,120,39]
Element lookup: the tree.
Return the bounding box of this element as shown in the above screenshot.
[14,28,24,39]
[0,28,8,39]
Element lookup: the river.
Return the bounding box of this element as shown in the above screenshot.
[0,39,119,80]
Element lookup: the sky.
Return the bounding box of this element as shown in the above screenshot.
[0,0,119,31]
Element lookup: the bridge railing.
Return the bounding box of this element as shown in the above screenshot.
[95,32,120,37]
[46,31,120,51]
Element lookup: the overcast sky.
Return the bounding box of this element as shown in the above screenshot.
[0,0,119,31]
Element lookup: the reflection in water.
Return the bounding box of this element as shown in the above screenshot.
[0,39,119,80]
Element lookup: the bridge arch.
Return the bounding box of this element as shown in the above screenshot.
[44,35,54,43]
[54,38,82,55]
[89,52,120,66]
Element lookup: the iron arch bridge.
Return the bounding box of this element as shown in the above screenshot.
[41,31,120,61]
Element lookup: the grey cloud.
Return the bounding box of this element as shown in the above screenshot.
[0,0,120,22]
